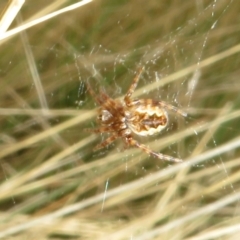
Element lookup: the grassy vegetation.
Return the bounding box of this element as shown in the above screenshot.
[0,0,240,239]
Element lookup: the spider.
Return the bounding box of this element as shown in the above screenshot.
[86,67,187,163]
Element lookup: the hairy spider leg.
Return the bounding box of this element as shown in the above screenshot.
[86,82,103,105]
[130,99,187,117]
[86,82,111,106]
[126,137,182,163]
[93,134,118,151]
[123,67,187,118]
[124,66,144,103]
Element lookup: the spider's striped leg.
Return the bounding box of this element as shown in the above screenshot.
[93,134,118,151]
[127,137,182,163]
[86,82,111,106]
[86,82,102,105]
[124,66,144,102]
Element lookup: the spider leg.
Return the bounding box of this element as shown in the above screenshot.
[93,134,118,151]
[156,100,187,117]
[124,66,144,103]
[86,82,103,105]
[86,82,112,106]
[131,99,187,117]
[126,137,182,163]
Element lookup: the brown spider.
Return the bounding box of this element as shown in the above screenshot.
[86,67,187,163]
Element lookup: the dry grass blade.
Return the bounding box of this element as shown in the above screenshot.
[0,0,25,34]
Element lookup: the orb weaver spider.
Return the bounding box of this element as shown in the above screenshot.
[86,67,187,163]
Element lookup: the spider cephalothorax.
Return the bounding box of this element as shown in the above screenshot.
[86,67,187,163]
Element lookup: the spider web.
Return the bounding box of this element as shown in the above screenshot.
[1,0,240,239]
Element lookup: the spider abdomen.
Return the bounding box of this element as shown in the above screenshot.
[126,106,168,136]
